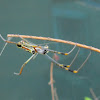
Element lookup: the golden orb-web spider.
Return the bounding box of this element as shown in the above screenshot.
[0,34,91,75]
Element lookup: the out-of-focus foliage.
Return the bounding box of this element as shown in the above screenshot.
[84,97,92,100]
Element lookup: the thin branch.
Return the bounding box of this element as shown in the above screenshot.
[48,56,55,100]
[7,34,100,53]
[54,88,59,100]
[90,88,98,100]
[48,54,59,100]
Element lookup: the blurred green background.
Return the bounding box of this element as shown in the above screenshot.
[0,0,100,100]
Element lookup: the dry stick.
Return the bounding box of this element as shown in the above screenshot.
[7,34,100,53]
[90,88,98,100]
[48,55,59,100]
[49,56,55,100]
[54,88,59,100]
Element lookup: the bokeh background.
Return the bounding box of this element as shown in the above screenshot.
[0,0,100,100]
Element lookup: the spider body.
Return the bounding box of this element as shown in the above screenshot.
[16,40,49,55]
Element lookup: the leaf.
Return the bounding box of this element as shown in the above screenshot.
[84,97,92,100]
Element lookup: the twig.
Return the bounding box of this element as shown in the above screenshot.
[48,56,55,100]
[90,88,98,100]
[48,54,59,100]
[7,34,100,53]
[54,88,59,100]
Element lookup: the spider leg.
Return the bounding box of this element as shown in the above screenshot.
[14,53,38,75]
[0,34,16,44]
[46,44,77,55]
[0,34,16,56]
[17,34,38,47]
[0,42,8,56]
[45,51,91,73]
[75,50,92,72]
[67,48,80,68]
[17,34,30,43]
[45,54,77,73]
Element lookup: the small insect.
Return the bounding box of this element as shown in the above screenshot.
[0,34,91,75]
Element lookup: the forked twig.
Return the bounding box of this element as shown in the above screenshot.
[7,34,100,53]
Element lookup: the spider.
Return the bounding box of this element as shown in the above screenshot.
[0,34,91,75]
